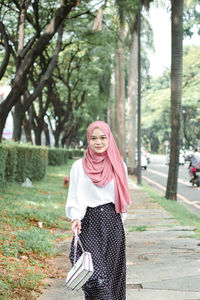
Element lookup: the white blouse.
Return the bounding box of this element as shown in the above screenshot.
[65,158,127,222]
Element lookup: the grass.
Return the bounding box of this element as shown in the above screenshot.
[0,159,75,299]
[142,182,200,239]
[127,225,147,232]
[2,161,199,298]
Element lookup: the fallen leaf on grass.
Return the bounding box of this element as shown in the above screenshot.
[39,190,48,194]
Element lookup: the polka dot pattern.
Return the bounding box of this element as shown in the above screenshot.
[69,203,126,300]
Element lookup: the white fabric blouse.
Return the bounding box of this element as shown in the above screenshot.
[65,158,128,222]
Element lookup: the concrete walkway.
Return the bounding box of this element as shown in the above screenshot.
[38,178,200,300]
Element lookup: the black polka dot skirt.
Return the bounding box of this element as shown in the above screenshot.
[69,202,126,300]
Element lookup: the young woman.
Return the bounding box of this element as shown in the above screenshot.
[66,121,131,300]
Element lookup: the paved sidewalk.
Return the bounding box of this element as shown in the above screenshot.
[38,178,200,300]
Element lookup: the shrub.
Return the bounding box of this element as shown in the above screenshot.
[15,146,29,182]
[26,146,48,181]
[48,148,68,166]
[67,149,73,159]
[0,144,8,184]
[16,145,48,182]
[71,149,84,157]
[5,143,18,182]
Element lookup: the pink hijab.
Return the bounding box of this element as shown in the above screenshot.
[82,121,131,213]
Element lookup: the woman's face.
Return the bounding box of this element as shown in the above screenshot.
[89,127,109,153]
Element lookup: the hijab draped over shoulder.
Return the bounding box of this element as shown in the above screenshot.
[82,121,131,213]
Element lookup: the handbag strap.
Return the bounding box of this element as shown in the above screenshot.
[73,228,85,265]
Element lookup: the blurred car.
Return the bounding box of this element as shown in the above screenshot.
[166,150,185,165]
[141,154,148,170]
[135,152,148,170]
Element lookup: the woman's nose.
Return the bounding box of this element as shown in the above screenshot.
[96,138,101,144]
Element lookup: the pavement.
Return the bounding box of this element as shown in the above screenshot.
[38,178,200,300]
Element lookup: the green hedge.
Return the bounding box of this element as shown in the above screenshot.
[0,144,8,184]
[48,148,68,166]
[0,143,48,184]
[5,143,18,182]
[48,148,84,166]
[0,143,84,185]
[16,145,48,182]
[70,149,84,157]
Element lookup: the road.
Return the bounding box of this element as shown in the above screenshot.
[142,154,200,217]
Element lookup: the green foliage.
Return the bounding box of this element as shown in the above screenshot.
[0,0,153,148]
[48,148,68,166]
[181,46,200,146]
[5,143,18,182]
[28,147,48,180]
[70,149,85,157]
[48,148,84,165]
[142,74,170,152]
[46,5,117,146]
[15,146,28,182]
[183,1,200,38]
[0,145,8,184]
[16,145,48,182]
[142,45,200,152]
[0,143,82,186]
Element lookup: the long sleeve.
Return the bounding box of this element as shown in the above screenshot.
[65,162,82,221]
[65,159,128,222]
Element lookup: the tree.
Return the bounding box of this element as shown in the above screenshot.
[126,0,153,173]
[181,46,200,148]
[127,16,138,173]
[0,0,78,142]
[165,0,184,200]
[116,0,126,160]
[141,44,200,152]
[0,1,115,145]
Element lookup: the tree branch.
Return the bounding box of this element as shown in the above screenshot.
[0,21,11,80]
[0,0,77,116]
[24,21,64,110]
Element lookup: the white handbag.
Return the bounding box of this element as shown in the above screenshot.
[66,229,94,291]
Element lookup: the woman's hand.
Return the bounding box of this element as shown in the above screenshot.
[71,219,81,235]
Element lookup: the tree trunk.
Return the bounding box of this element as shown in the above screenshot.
[34,128,42,145]
[117,28,126,160]
[43,122,50,146]
[107,70,114,128]
[165,0,183,200]
[113,56,120,148]
[12,1,26,141]
[12,98,26,141]
[54,130,60,148]
[127,26,138,174]
[23,114,32,143]
[0,22,10,80]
